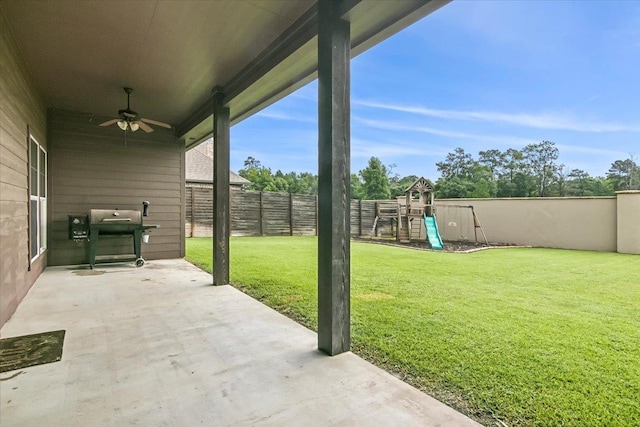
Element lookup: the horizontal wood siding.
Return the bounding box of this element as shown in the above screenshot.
[186,186,386,239]
[186,186,264,238]
[360,200,377,236]
[48,109,184,266]
[259,192,288,235]
[292,194,316,235]
[230,189,261,236]
[0,11,48,327]
[369,200,397,237]
[185,185,213,238]
[349,199,360,236]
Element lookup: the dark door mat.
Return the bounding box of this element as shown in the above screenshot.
[0,330,65,373]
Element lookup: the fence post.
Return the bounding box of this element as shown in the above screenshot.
[359,199,362,236]
[289,192,294,236]
[259,191,264,236]
[374,202,378,237]
[190,187,195,237]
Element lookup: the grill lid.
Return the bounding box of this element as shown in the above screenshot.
[90,209,142,225]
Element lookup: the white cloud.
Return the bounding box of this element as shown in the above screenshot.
[254,110,314,123]
[350,136,457,159]
[353,116,539,148]
[353,100,640,133]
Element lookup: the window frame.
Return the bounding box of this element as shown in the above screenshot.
[29,134,47,263]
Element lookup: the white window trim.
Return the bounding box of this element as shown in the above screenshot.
[29,135,47,263]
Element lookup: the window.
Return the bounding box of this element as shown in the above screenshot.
[29,135,47,261]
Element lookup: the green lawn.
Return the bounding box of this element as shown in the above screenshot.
[186,237,640,426]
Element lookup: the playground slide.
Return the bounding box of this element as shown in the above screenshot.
[424,214,444,250]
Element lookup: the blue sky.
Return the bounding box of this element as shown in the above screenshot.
[230,0,640,179]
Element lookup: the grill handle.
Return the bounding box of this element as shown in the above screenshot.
[143,201,150,217]
[102,218,132,222]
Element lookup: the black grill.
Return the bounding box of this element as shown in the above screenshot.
[71,202,159,269]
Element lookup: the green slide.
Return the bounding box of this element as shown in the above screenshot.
[423,214,444,250]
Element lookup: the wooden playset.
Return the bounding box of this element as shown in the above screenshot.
[370,177,488,249]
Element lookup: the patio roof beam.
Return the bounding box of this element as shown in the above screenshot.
[176,97,214,146]
[223,4,318,106]
[213,88,230,286]
[223,1,363,107]
[177,1,363,143]
[317,0,351,356]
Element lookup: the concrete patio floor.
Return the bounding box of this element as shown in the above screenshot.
[1,259,479,426]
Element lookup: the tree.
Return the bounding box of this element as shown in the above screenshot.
[435,164,496,198]
[553,164,568,197]
[435,176,475,198]
[243,156,261,169]
[503,149,530,195]
[565,170,614,197]
[436,147,475,179]
[359,157,391,199]
[486,148,532,197]
[468,164,497,197]
[239,157,276,191]
[434,148,500,198]
[294,172,318,195]
[390,174,419,198]
[523,141,560,197]
[350,173,365,199]
[607,156,640,191]
[433,142,628,199]
[566,169,590,196]
[589,176,615,196]
[238,157,318,194]
[478,149,505,176]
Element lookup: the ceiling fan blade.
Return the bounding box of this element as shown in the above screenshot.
[136,121,154,133]
[99,119,119,127]
[140,118,172,129]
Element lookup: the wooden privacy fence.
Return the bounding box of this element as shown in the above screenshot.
[185,186,640,253]
[185,186,380,238]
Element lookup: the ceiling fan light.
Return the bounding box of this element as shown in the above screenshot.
[117,120,128,131]
[130,122,139,132]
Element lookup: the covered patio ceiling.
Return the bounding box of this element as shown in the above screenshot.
[1,0,449,147]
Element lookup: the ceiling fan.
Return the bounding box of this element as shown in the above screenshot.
[99,87,171,133]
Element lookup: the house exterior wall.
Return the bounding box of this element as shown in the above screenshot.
[436,197,618,252]
[48,109,185,266]
[0,11,49,327]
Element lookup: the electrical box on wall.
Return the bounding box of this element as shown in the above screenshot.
[68,215,89,240]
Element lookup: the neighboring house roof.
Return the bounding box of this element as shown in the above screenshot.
[186,140,251,186]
